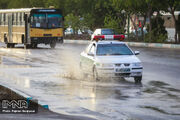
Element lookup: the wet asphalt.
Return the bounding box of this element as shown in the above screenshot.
[0,42,180,120]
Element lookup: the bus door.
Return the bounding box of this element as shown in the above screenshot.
[8,14,13,43]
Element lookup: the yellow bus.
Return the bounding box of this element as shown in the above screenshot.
[0,8,64,48]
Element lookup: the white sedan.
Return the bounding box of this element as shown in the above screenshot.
[80,41,143,83]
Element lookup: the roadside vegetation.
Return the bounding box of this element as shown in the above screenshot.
[0,0,180,43]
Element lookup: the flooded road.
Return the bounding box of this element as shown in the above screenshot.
[0,42,180,120]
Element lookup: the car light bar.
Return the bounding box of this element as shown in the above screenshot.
[93,35,125,41]
[94,35,105,40]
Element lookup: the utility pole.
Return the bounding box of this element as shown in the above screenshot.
[127,14,130,40]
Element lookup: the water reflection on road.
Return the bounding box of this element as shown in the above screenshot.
[0,44,180,120]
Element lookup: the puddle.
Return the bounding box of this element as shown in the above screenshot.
[141,106,180,116]
[149,81,170,87]
[1,44,180,120]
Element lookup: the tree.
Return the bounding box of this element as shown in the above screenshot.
[144,0,168,42]
[91,0,111,29]
[104,0,126,33]
[145,15,168,43]
[136,0,148,41]
[104,15,125,33]
[81,13,95,31]
[0,0,9,9]
[29,0,45,7]
[123,0,142,41]
[7,0,31,8]
[64,13,80,34]
[44,0,63,8]
[165,0,180,43]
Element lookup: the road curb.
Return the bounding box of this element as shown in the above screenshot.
[0,82,49,109]
[64,40,90,44]
[64,39,180,49]
[125,42,180,49]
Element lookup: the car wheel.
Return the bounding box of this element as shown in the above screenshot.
[93,67,99,81]
[50,41,56,48]
[134,76,142,83]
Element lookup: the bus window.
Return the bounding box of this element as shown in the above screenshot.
[12,13,14,25]
[0,14,1,25]
[1,14,3,25]
[3,13,6,25]
[19,13,24,26]
[21,13,25,25]
[30,13,62,28]
[47,14,62,28]
[5,13,8,25]
[31,13,46,28]
[17,13,20,25]
[16,13,18,25]
[1,14,4,25]
[19,13,22,25]
[13,13,16,25]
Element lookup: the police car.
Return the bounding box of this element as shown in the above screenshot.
[91,28,125,41]
[80,40,143,83]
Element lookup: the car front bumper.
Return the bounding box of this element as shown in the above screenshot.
[96,67,143,78]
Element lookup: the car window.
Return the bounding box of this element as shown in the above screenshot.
[94,29,101,35]
[94,30,98,35]
[96,44,133,56]
[97,29,101,35]
[101,29,117,35]
[89,44,95,54]
[85,44,92,53]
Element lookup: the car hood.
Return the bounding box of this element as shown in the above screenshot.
[95,55,141,63]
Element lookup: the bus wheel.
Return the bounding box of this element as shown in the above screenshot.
[7,43,15,48]
[24,44,31,49]
[7,43,10,48]
[50,41,56,48]
[11,44,15,48]
[32,44,37,48]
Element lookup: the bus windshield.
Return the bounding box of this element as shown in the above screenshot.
[30,13,63,28]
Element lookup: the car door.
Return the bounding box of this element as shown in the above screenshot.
[80,43,92,71]
[80,43,96,73]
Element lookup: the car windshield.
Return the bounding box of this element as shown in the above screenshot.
[101,29,118,35]
[31,13,63,28]
[96,44,133,56]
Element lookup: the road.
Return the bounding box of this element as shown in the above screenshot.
[0,42,180,120]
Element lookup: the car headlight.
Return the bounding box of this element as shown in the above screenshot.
[132,62,142,67]
[96,63,114,67]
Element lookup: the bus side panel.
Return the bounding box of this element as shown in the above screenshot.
[0,26,8,43]
[12,26,25,44]
[8,14,13,43]
[0,26,3,42]
[30,28,63,37]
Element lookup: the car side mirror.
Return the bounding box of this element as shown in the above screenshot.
[134,51,140,55]
[88,52,94,56]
